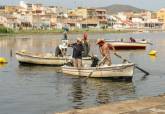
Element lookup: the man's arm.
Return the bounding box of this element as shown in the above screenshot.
[68,43,75,47]
[109,43,116,54]
[99,46,104,57]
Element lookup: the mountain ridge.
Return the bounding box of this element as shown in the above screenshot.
[99,4,147,14]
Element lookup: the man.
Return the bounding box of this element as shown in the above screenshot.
[69,38,84,68]
[63,31,68,40]
[55,44,67,57]
[82,32,90,57]
[96,39,116,66]
[55,45,63,57]
[129,37,136,42]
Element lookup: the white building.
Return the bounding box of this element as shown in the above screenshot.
[0,16,8,27]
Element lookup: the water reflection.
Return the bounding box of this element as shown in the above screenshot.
[68,78,135,110]
[70,79,85,109]
[88,79,135,103]
[96,84,110,104]
[0,63,7,68]
[149,55,157,62]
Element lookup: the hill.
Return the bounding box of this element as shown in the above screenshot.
[100,4,146,14]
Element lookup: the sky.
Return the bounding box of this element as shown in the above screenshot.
[0,0,165,11]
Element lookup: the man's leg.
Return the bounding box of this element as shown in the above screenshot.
[73,58,78,67]
[77,59,82,68]
[100,55,111,66]
[105,55,112,66]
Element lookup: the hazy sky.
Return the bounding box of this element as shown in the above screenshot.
[0,0,165,11]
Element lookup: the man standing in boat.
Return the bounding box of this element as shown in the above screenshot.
[96,39,116,66]
[68,38,84,68]
[63,31,68,40]
[82,32,90,57]
[129,37,136,42]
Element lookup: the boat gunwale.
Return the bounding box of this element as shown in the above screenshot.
[16,52,69,60]
[16,52,91,60]
[105,40,148,45]
[62,63,134,71]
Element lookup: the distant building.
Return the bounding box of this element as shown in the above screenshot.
[80,18,99,28]
[72,7,97,19]
[96,9,107,27]
[69,7,107,28]
[0,16,8,27]
[0,6,5,14]
[5,6,19,14]
[157,8,165,23]
[6,15,21,29]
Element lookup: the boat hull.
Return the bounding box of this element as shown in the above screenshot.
[106,41,147,50]
[62,63,134,78]
[16,51,91,66]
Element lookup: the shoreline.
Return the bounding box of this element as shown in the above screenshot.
[0,29,164,36]
[56,94,165,114]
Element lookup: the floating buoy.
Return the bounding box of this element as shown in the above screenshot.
[0,57,7,64]
[149,50,157,56]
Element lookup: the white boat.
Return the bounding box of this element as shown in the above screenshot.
[61,63,134,78]
[15,50,91,66]
[105,40,148,50]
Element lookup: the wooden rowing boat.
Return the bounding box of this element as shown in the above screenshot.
[105,40,148,50]
[61,63,134,78]
[15,50,91,66]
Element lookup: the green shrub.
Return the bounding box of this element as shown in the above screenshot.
[0,27,14,33]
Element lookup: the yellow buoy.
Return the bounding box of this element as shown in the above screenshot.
[0,57,7,64]
[149,50,157,56]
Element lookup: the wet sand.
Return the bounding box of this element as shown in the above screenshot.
[56,94,165,114]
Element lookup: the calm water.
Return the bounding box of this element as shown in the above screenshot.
[0,32,165,114]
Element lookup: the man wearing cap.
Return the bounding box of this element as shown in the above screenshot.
[96,39,116,66]
[68,38,84,68]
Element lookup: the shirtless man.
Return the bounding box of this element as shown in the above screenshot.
[96,39,116,66]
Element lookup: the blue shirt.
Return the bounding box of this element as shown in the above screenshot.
[72,43,84,59]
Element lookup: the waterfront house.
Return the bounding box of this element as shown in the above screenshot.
[96,9,108,27]
[80,18,99,28]
[6,15,21,29]
[0,16,8,27]
[156,8,165,29]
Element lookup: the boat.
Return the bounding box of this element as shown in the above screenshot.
[15,50,92,66]
[105,40,148,50]
[61,63,134,78]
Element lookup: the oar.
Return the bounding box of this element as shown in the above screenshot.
[83,56,106,82]
[83,70,94,82]
[114,53,150,75]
